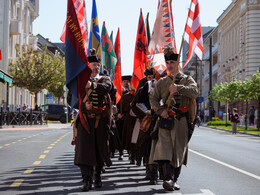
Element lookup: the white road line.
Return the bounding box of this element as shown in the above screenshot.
[189,149,260,181]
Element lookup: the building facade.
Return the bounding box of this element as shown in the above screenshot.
[0,0,41,111]
[183,0,260,117]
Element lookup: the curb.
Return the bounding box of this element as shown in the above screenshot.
[0,125,49,131]
[202,125,260,137]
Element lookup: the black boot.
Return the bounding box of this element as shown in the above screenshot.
[158,163,164,180]
[173,166,182,190]
[80,166,93,192]
[94,166,103,188]
[118,150,123,160]
[144,164,151,180]
[148,164,158,185]
[130,153,135,164]
[161,162,174,191]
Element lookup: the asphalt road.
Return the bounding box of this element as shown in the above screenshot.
[0,124,259,195]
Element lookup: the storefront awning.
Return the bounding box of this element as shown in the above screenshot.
[0,69,13,84]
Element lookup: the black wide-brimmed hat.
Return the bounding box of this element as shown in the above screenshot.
[122,75,132,81]
[88,49,101,63]
[164,47,179,61]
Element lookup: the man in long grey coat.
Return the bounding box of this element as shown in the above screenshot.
[149,47,198,191]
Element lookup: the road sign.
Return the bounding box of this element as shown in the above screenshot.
[197,97,204,104]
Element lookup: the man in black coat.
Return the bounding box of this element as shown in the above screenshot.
[73,49,112,192]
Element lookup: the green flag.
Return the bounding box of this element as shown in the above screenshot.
[101,22,117,80]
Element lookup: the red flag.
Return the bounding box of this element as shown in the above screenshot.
[183,0,203,68]
[131,9,148,90]
[113,28,122,104]
[0,49,2,61]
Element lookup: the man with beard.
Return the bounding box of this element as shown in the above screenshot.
[73,49,112,192]
[150,47,198,191]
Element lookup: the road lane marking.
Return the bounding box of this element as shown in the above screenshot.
[43,150,49,153]
[39,155,46,159]
[18,140,22,142]
[10,179,24,187]
[33,161,41,165]
[51,144,55,146]
[12,142,17,144]
[156,189,215,195]
[189,149,260,181]
[5,144,10,146]
[0,146,3,149]
[24,168,34,174]
[47,146,53,149]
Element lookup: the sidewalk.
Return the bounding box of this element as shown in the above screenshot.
[200,123,260,137]
[0,123,72,131]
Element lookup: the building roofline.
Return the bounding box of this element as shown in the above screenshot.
[217,2,235,24]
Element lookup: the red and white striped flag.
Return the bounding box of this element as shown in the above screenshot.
[183,0,203,68]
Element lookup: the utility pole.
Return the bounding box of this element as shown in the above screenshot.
[209,36,213,121]
[195,55,199,115]
[195,55,198,83]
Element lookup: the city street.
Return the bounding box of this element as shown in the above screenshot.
[0,125,259,195]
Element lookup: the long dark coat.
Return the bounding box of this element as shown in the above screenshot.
[74,76,112,167]
[121,92,136,151]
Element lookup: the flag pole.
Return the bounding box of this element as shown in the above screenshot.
[167,37,184,109]
[166,0,193,110]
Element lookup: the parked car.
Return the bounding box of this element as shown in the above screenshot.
[41,104,72,123]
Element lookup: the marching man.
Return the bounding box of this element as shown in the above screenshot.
[149,47,199,191]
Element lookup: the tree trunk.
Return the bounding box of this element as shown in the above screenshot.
[257,96,260,131]
[245,100,248,130]
[58,97,60,104]
[35,93,38,110]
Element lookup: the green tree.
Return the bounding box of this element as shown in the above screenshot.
[238,72,260,130]
[9,45,57,105]
[47,55,66,103]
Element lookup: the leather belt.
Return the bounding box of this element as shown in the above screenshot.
[87,113,107,119]
[87,113,107,128]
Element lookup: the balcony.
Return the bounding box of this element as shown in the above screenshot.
[10,19,22,35]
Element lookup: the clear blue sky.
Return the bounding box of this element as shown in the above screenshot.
[34,0,232,76]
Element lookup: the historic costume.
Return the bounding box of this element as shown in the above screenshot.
[121,90,136,163]
[74,50,112,191]
[115,75,132,160]
[149,49,198,191]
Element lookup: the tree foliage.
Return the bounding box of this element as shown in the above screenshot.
[209,72,260,103]
[10,45,55,94]
[47,55,65,100]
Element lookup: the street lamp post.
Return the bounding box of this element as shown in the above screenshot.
[209,36,213,121]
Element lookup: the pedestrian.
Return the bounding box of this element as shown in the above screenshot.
[231,108,239,134]
[73,49,112,192]
[35,104,39,111]
[249,106,255,126]
[150,47,199,191]
[204,109,209,122]
[22,104,27,111]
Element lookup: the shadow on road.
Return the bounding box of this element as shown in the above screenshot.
[0,152,166,194]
